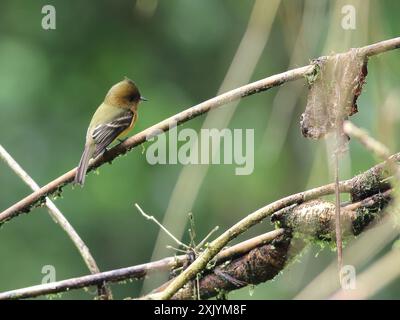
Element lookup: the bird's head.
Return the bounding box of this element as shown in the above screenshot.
[105,77,147,110]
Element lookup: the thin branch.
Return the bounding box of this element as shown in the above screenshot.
[343,121,390,159]
[343,121,400,181]
[195,226,220,251]
[135,203,190,249]
[344,121,400,209]
[0,65,313,223]
[0,229,284,300]
[334,142,343,272]
[0,255,185,300]
[359,36,400,57]
[1,37,399,224]
[0,145,112,300]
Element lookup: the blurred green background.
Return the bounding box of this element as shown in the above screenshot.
[0,0,399,299]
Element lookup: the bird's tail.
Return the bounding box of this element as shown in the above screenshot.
[74,144,94,186]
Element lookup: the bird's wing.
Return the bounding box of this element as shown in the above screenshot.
[91,110,134,158]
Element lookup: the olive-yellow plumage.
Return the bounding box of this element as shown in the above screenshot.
[74,78,146,186]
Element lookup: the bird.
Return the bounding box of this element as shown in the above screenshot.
[74,77,146,186]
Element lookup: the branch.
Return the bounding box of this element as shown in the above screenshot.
[0,145,112,299]
[343,121,390,159]
[170,189,391,300]
[0,65,313,223]
[1,37,399,224]
[0,229,284,300]
[142,152,398,299]
[343,121,400,181]
[359,36,400,57]
[135,203,190,249]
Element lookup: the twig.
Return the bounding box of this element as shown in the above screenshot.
[166,246,188,254]
[344,121,400,210]
[0,144,112,300]
[135,203,190,249]
[1,37,399,224]
[343,121,390,159]
[334,140,343,272]
[196,226,220,250]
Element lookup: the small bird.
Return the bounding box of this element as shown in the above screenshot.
[74,78,146,186]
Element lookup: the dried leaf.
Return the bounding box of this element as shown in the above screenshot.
[300,49,368,140]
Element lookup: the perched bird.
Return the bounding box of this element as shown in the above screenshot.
[74,78,146,186]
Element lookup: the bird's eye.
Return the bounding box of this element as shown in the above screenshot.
[127,92,140,102]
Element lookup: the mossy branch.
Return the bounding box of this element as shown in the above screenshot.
[142,152,397,299]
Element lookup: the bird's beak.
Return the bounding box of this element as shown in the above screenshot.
[140,96,148,102]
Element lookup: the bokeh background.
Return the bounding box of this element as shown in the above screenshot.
[0,0,399,299]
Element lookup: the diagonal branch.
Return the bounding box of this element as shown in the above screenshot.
[0,145,112,299]
[0,65,313,223]
[1,37,399,224]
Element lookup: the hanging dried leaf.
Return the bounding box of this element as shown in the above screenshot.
[300,49,368,140]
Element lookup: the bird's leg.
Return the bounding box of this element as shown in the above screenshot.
[101,148,114,165]
[102,148,109,157]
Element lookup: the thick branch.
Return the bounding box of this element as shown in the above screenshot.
[171,233,300,300]
[170,189,392,300]
[143,153,397,299]
[1,37,399,224]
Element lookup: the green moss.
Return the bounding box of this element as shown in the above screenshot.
[304,59,322,87]
[352,193,390,235]
[45,292,63,300]
[351,170,389,202]
[215,288,228,300]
